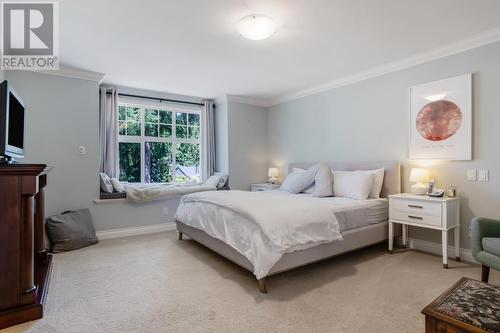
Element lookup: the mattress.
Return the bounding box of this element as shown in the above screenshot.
[308,195,389,232]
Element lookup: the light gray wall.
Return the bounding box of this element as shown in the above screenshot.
[0,70,5,82]
[268,41,500,250]
[227,101,269,190]
[6,71,100,218]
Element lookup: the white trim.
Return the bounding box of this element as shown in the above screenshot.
[269,27,500,106]
[96,222,176,240]
[35,64,106,83]
[225,94,270,107]
[408,237,477,264]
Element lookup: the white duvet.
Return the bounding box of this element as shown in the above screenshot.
[125,183,216,202]
[175,190,343,278]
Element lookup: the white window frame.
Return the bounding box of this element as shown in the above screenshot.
[117,97,203,183]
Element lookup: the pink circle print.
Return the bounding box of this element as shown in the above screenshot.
[416,100,462,141]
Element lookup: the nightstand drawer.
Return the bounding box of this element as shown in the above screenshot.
[392,211,442,227]
[394,199,442,217]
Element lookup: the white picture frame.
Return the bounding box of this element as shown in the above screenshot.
[409,73,472,160]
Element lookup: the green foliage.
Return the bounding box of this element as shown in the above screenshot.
[145,142,172,183]
[176,143,200,167]
[119,142,140,182]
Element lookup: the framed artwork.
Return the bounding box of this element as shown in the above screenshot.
[409,73,472,160]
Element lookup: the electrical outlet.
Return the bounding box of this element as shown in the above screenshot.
[478,169,489,182]
[466,169,477,181]
[78,146,86,155]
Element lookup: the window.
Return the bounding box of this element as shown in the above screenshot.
[118,100,202,183]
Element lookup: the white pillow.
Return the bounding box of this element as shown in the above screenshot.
[99,173,113,193]
[292,167,315,194]
[110,178,125,193]
[333,171,375,200]
[366,168,384,198]
[205,175,220,187]
[303,184,315,194]
[311,163,333,197]
[280,167,316,194]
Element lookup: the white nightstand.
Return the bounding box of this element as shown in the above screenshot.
[388,193,460,268]
[251,183,280,192]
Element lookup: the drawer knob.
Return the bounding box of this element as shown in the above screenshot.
[408,215,423,220]
[408,204,423,209]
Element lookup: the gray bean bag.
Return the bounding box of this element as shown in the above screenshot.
[45,209,98,253]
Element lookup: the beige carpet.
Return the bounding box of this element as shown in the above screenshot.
[3,232,498,333]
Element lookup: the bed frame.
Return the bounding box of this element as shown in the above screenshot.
[176,161,401,293]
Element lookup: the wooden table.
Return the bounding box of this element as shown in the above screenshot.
[422,277,500,333]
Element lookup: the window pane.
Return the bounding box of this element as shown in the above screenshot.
[160,110,172,124]
[119,142,141,182]
[188,113,200,126]
[175,143,200,183]
[145,142,172,183]
[176,112,187,125]
[118,106,126,121]
[126,122,141,136]
[119,121,127,135]
[145,123,158,137]
[145,109,159,123]
[159,124,172,138]
[176,125,187,138]
[188,126,200,139]
[126,107,141,122]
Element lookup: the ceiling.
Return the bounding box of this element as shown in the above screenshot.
[59,0,500,105]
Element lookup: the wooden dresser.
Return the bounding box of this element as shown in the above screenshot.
[0,164,52,329]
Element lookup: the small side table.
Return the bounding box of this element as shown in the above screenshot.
[388,193,460,268]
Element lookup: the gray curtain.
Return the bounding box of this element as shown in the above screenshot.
[201,99,215,181]
[99,87,120,178]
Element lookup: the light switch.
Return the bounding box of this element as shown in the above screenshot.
[478,169,489,182]
[466,169,477,181]
[78,146,86,155]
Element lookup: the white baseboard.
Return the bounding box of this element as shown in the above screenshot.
[408,237,477,264]
[96,222,177,240]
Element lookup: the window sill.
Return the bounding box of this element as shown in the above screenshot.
[93,198,128,205]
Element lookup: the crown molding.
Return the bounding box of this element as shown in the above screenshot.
[225,94,270,107]
[35,64,106,83]
[269,27,500,106]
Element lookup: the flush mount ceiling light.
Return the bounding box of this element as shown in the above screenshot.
[237,14,277,40]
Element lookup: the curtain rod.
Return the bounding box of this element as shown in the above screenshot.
[104,91,205,106]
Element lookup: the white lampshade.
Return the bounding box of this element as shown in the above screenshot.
[409,168,430,183]
[268,168,279,178]
[237,15,277,41]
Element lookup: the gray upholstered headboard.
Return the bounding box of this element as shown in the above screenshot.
[288,161,401,198]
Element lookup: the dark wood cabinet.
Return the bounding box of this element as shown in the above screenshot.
[0,164,52,329]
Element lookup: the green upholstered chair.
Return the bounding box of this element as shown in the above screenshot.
[471,217,500,282]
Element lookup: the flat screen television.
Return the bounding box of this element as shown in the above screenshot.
[0,80,25,162]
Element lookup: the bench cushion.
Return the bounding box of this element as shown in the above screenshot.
[482,237,500,257]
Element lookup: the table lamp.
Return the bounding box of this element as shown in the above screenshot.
[409,168,430,195]
[268,168,279,184]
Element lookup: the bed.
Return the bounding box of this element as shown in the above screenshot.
[175,161,401,293]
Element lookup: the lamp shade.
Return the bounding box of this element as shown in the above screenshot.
[409,168,430,183]
[268,168,279,178]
